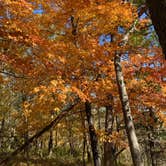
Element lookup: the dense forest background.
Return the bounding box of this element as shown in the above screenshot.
[0,0,166,166]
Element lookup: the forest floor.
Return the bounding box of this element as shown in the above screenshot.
[2,157,83,166]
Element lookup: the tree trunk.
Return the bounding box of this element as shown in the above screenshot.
[0,118,5,149]
[104,102,117,166]
[48,128,53,157]
[55,129,58,147]
[82,133,86,166]
[148,108,156,166]
[66,117,76,156]
[87,142,92,163]
[81,111,87,166]
[114,54,143,166]
[48,113,55,157]
[23,114,30,166]
[24,131,30,166]
[39,140,43,158]
[148,133,155,166]
[146,0,166,59]
[85,101,101,166]
[97,109,101,130]
[115,115,121,132]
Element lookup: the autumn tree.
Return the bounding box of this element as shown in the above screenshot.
[0,0,166,166]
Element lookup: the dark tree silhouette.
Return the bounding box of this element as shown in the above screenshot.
[146,0,166,59]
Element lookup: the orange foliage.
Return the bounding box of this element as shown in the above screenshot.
[0,0,165,135]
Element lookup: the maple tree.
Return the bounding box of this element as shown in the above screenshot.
[0,0,166,166]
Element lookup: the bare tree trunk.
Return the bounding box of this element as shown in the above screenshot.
[81,111,86,166]
[66,117,76,156]
[24,131,30,166]
[85,101,101,166]
[0,118,5,149]
[104,101,117,166]
[82,132,86,166]
[48,113,54,158]
[55,128,58,147]
[48,128,53,157]
[23,112,30,166]
[97,109,101,130]
[144,138,151,166]
[87,142,92,163]
[115,115,121,133]
[39,140,43,158]
[114,54,143,166]
[148,108,157,166]
[69,130,75,156]
[148,133,155,166]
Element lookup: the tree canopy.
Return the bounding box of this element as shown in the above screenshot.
[0,0,165,166]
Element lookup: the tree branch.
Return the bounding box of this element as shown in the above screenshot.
[0,98,79,165]
[115,148,126,158]
[0,70,29,79]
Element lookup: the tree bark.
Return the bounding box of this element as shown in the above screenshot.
[114,54,143,166]
[146,0,166,59]
[85,101,101,166]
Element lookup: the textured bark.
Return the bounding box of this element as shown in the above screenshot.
[85,101,101,166]
[114,54,143,166]
[0,100,78,165]
[146,0,166,59]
